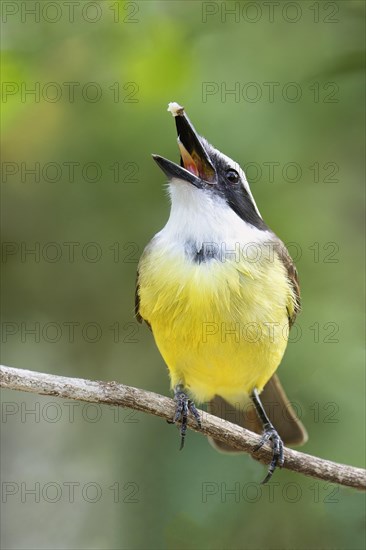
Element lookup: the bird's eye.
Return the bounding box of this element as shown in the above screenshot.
[225,169,240,184]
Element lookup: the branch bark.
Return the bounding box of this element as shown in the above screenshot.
[1,364,365,491]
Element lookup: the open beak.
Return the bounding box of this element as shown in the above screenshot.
[152,103,216,187]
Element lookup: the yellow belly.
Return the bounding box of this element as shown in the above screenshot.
[138,246,295,404]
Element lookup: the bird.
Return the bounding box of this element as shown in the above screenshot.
[135,102,308,483]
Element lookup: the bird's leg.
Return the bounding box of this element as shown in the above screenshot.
[169,384,202,450]
[251,388,284,484]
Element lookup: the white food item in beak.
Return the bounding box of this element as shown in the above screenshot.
[167,101,185,117]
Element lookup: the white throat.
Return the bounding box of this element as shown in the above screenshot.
[157,179,271,253]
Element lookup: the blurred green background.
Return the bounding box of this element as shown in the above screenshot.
[1,1,365,549]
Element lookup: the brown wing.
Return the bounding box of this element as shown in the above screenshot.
[135,270,151,330]
[274,241,301,327]
[134,271,143,323]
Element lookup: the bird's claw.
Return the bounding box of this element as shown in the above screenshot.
[171,389,201,450]
[254,424,284,484]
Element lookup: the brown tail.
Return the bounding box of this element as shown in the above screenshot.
[208,374,308,452]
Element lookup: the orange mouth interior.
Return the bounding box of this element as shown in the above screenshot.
[178,139,199,177]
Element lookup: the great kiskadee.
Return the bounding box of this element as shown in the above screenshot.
[136,102,307,483]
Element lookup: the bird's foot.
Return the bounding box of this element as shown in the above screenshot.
[168,386,201,450]
[254,423,284,484]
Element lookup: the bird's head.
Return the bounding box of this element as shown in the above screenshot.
[152,102,267,232]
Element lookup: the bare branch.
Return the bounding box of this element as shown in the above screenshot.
[1,364,365,490]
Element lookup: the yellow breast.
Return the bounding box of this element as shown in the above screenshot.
[138,243,295,404]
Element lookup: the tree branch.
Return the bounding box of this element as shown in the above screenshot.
[1,364,365,491]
